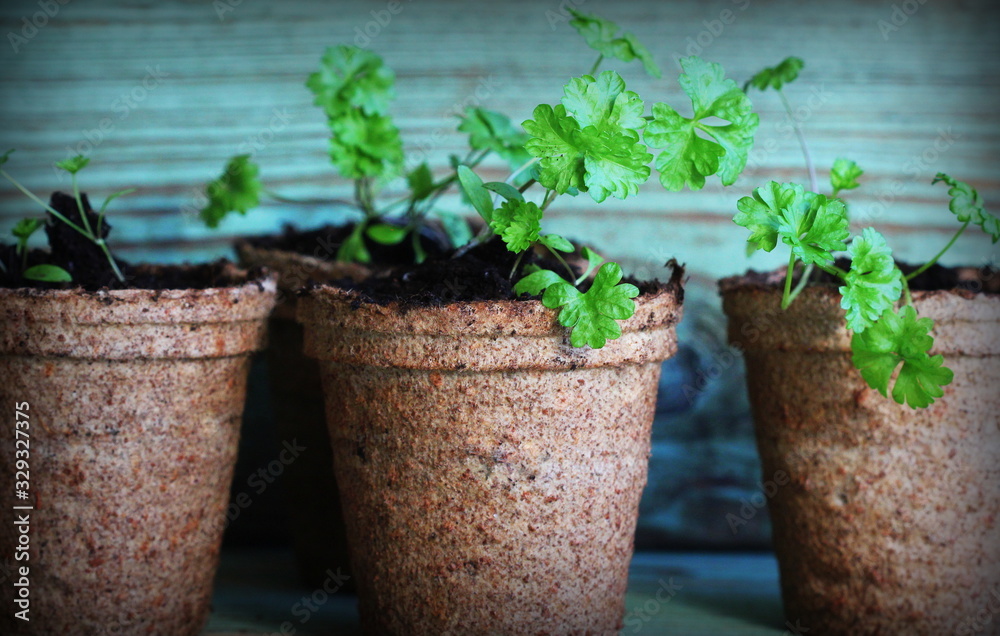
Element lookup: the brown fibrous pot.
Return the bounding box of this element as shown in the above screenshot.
[721,270,1000,636]
[0,266,276,635]
[297,278,684,635]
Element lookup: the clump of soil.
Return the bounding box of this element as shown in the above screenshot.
[325,236,675,307]
[0,191,258,291]
[245,221,451,267]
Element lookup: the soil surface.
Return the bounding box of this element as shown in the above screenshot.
[245,222,451,266]
[0,191,258,291]
[324,236,676,307]
[723,258,999,294]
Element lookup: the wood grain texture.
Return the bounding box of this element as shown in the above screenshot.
[0,0,997,278]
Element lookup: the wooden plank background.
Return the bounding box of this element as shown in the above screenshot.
[1,0,997,277]
[1,0,997,549]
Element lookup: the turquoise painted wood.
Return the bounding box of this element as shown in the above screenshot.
[0,0,997,275]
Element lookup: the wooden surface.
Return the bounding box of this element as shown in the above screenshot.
[205,548,785,635]
[0,0,997,279]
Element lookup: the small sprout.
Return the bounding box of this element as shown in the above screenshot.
[55,155,90,175]
[830,158,863,195]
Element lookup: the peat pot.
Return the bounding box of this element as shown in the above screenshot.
[0,267,276,635]
[721,273,1000,636]
[236,240,369,588]
[297,280,684,635]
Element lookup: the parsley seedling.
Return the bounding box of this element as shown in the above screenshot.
[455,10,758,349]
[201,45,526,264]
[735,62,997,408]
[1,150,130,284]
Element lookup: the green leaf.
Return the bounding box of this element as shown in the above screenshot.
[23,264,72,283]
[199,155,262,228]
[55,155,90,175]
[933,173,999,242]
[523,72,652,203]
[12,218,43,242]
[579,246,605,280]
[407,163,435,201]
[540,233,573,253]
[97,188,136,216]
[566,8,661,78]
[306,45,396,118]
[541,262,639,349]
[514,268,567,296]
[336,222,371,264]
[0,149,13,167]
[482,181,524,203]
[839,228,902,333]
[830,158,863,193]
[458,107,532,169]
[328,110,404,180]
[490,200,543,253]
[561,71,646,133]
[733,181,849,264]
[744,57,804,92]
[851,306,954,408]
[523,103,587,195]
[366,224,408,245]
[457,165,494,224]
[436,211,474,249]
[646,57,759,191]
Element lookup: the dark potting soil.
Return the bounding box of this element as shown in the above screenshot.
[0,192,259,291]
[244,221,451,266]
[325,236,676,307]
[728,258,999,294]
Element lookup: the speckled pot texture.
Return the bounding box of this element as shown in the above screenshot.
[236,240,367,588]
[721,272,1000,636]
[298,281,683,635]
[0,268,276,636]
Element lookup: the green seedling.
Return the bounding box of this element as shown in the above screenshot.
[1,150,132,284]
[736,58,998,408]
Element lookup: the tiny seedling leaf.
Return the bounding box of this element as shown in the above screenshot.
[513,268,567,296]
[831,158,863,193]
[490,200,543,253]
[457,165,494,224]
[932,173,999,242]
[566,8,661,78]
[366,224,409,245]
[483,181,524,203]
[55,155,90,175]
[23,264,72,283]
[0,149,13,167]
[744,57,804,92]
[540,233,574,253]
[200,155,263,228]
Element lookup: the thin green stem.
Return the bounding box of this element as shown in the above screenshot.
[1,169,89,235]
[905,220,969,281]
[540,189,558,211]
[505,157,539,187]
[901,272,913,307]
[815,261,849,280]
[589,54,604,76]
[0,258,7,274]
[95,238,126,283]
[777,88,818,193]
[781,253,797,309]
[518,178,537,194]
[548,246,577,283]
[786,262,815,307]
[71,173,94,236]
[509,250,525,280]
